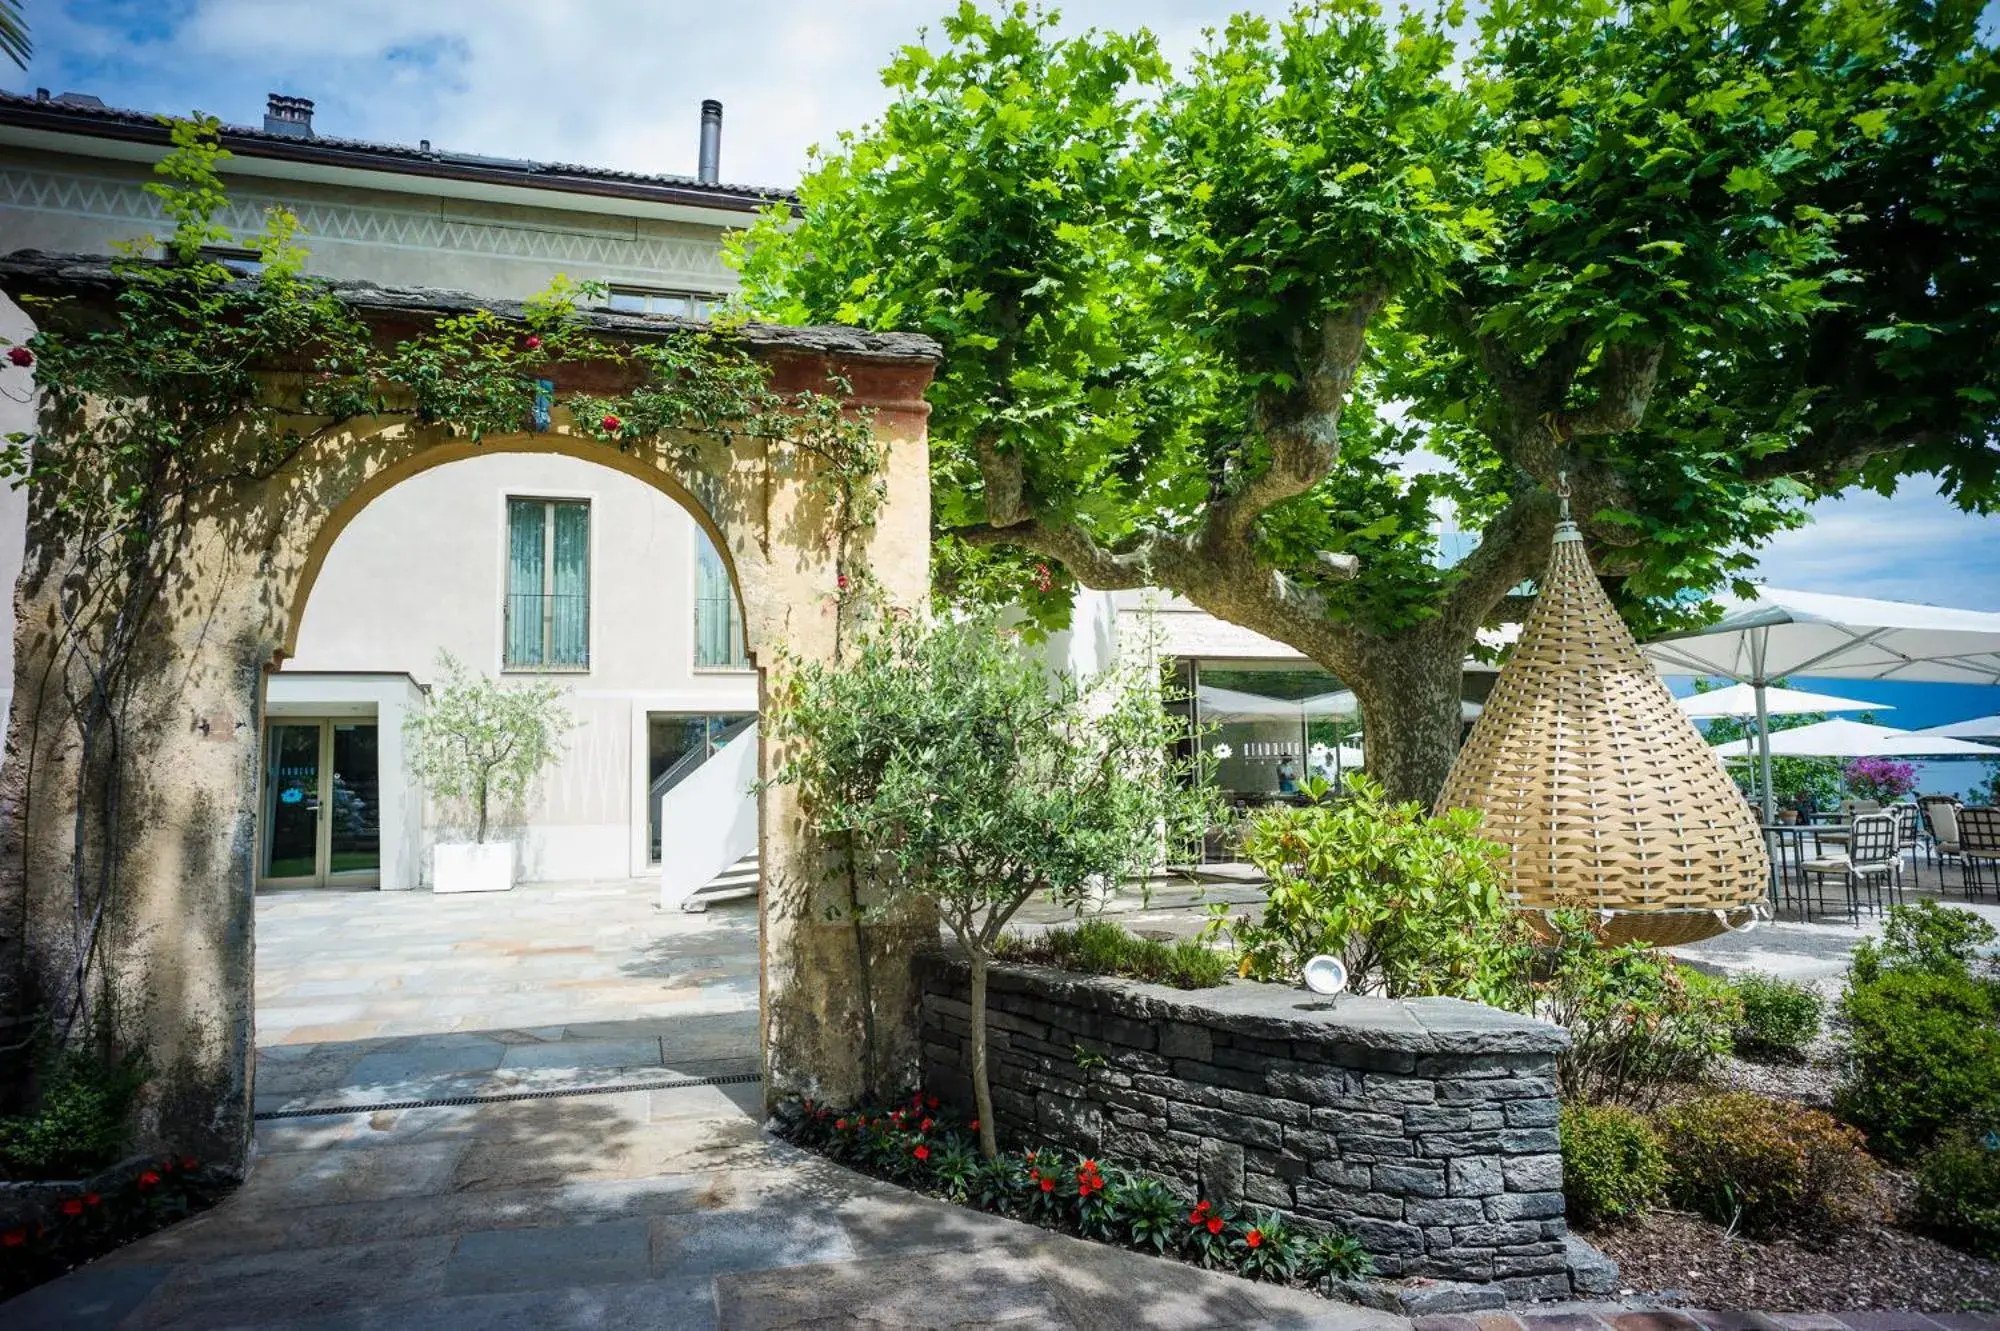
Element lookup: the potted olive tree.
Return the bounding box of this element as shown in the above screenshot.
[406,652,572,894]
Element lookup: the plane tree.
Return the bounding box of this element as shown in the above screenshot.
[732,0,2000,803]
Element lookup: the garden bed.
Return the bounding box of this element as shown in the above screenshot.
[1588,1205,2000,1314]
[1,1154,229,1301]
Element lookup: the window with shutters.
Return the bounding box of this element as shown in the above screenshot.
[503,497,591,670]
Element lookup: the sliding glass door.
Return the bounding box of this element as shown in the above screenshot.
[260,719,381,887]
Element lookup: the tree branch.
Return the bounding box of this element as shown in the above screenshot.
[1555,342,1664,439]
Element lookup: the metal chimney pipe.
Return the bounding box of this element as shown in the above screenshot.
[697,99,722,185]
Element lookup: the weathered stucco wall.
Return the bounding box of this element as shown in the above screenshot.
[0,264,939,1166]
[918,955,1579,1300]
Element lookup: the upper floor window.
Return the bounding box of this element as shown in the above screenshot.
[605,284,723,320]
[694,528,748,669]
[505,497,590,670]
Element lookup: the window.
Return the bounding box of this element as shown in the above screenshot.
[605,284,724,320]
[504,498,590,669]
[694,528,749,668]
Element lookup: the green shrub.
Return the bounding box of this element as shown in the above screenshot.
[1728,972,1823,1060]
[0,1045,148,1181]
[1533,911,1740,1107]
[1300,1229,1375,1281]
[1656,1091,1878,1236]
[996,920,1229,989]
[1836,967,2000,1161]
[1559,1102,1667,1228]
[1914,1131,2000,1258]
[1208,773,1527,1006]
[1849,900,1999,986]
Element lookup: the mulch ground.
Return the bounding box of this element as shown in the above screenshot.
[1587,1203,1999,1313]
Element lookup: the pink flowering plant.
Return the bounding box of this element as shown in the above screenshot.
[1843,757,1919,804]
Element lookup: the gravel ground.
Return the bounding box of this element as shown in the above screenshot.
[1588,1207,2000,1314]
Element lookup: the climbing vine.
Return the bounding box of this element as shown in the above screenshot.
[0,115,879,1050]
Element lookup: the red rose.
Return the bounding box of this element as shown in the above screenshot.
[926,1095,939,1110]
[1188,1210,1205,1226]
[1206,1216,1224,1235]
[834,1118,847,1130]
[83,1193,100,1207]
[1040,1177,1055,1193]
[524,334,542,351]
[919,1118,932,1132]
[968,1119,979,1132]
[601,414,621,431]
[1246,1228,1263,1248]
[6,346,32,367]
[138,1170,161,1188]
[836,574,849,591]
[913,1144,929,1161]
[1194,1200,1211,1215]
[61,1199,84,1216]
[2,1229,26,1247]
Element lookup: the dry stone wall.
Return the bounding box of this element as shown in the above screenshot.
[917,954,1576,1300]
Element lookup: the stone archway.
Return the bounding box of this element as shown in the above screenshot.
[0,300,940,1167]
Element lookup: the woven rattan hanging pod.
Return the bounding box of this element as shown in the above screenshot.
[1436,494,1768,947]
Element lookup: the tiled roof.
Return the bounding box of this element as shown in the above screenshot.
[0,89,795,213]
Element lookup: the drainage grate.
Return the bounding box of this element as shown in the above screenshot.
[254,1070,763,1121]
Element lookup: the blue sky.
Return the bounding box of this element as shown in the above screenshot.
[9,0,2000,705]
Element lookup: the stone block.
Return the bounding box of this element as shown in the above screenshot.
[1337,1133,1415,1160]
[1499,1128,1561,1155]
[1407,1197,1487,1227]
[1243,1171,1294,1209]
[1172,1058,1268,1094]
[1312,1107,1405,1137]
[1266,1070,1353,1104]
[1318,1043,1419,1075]
[1417,1131,1509,1159]
[1564,1234,1618,1296]
[1371,1160,1448,1197]
[1502,1154,1564,1193]
[1168,1102,1283,1150]
[1159,1022,1212,1062]
[1423,1250,1496,1282]
[1309,1158,1374,1189]
[1347,1217,1425,1255]
[1503,1098,1559,1128]
[1447,1156,1505,1198]
[1404,1106,1506,1134]
[1500,1273,1574,1303]
[1484,1191,1565,1222]
[1198,1138,1246,1207]
[1452,1221,1545,1248]
[1391,1280,1509,1316]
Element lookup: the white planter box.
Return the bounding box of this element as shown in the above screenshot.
[432,841,516,894]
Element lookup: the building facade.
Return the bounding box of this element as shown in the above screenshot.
[0,88,775,888]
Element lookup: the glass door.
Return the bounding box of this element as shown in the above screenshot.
[260,720,381,887]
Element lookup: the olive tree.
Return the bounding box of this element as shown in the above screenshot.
[404,653,572,844]
[733,0,2000,804]
[764,615,1204,1156]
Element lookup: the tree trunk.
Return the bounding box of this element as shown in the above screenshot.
[1343,632,1471,807]
[967,949,998,1159]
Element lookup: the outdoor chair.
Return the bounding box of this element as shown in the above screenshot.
[1958,807,2000,900]
[1799,811,1902,924]
[1922,796,1966,889]
[1891,802,1923,890]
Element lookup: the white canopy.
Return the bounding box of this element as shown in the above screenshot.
[1645,586,2000,818]
[1915,714,2000,742]
[1677,682,1886,720]
[1712,717,1997,759]
[1308,689,1484,723]
[1199,686,1481,724]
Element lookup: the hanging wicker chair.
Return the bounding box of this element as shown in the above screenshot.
[1436,513,1768,947]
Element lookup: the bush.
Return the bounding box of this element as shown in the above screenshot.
[1914,1131,2000,1258]
[1210,773,1527,1006]
[1,1154,225,1301]
[1560,1102,1667,1228]
[1301,1229,1375,1281]
[996,920,1228,989]
[0,1045,148,1181]
[1728,972,1823,1060]
[1532,911,1740,1107]
[1849,900,1999,986]
[1836,967,2000,1161]
[1656,1092,1878,1236]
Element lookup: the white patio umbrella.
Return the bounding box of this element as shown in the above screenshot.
[1644,586,2000,820]
[1712,717,1997,759]
[1304,689,1484,722]
[1915,714,2000,742]
[1676,682,1887,720]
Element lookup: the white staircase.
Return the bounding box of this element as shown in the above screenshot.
[659,720,760,913]
[681,851,759,913]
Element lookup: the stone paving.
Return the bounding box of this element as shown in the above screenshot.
[1413,1308,2000,1331]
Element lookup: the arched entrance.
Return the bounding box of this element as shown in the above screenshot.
[0,328,941,1167]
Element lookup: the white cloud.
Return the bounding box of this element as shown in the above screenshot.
[1748,486,2000,610]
